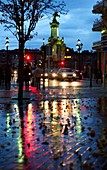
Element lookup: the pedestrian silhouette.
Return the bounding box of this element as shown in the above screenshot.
[96,69,102,84]
[5,65,12,90]
[23,64,32,90]
[33,65,42,90]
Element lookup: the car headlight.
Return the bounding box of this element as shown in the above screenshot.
[52,73,57,77]
[45,73,48,77]
[73,73,76,77]
[62,73,67,77]
[14,70,17,74]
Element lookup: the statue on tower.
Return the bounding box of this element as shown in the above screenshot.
[53,12,60,23]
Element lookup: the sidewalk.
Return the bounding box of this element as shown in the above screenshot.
[0,83,107,170]
[0,82,107,102]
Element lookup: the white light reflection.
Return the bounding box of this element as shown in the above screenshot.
[50,101,60,142]
[42,101,49,115]
[59,81,69,88]
[6,102,24,164]
[14,103,19,112]
[71,81,80,87]
[51,79,57,87]
[71,99,82,137]
[6,112,11,133]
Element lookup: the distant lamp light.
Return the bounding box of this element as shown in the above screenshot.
[76,39,83,52]
[62,37,64,42]
[76,39,83,71]
[43,38,45,45]
[77,39,81,45]
[5,37,9,65]
[101,29,106,34]
[5,37,9,49]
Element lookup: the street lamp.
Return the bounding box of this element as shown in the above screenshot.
[5,37,9,65]
[42,38,45,90]
[76,39,83,70]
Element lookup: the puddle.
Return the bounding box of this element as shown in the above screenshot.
[0,97,107,170]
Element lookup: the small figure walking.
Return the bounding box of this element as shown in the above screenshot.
[23,64,32,90]
[33,65,42,90]
[96,69,103,84]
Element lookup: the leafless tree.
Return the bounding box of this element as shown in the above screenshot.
[0,0,67,100]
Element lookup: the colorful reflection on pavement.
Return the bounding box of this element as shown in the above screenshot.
[0,97,107,170]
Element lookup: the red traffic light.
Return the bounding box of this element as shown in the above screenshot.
[60,60,65,67]
[84,65,86,69]
[25,55,31,62]
[60,61,64,65]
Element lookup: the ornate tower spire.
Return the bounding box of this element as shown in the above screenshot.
[50,12,60,39]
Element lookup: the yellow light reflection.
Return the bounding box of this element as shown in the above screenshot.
[71,81,80,87]
[17,134,24,163]
[27,103,33,123]
[59,81,68,88]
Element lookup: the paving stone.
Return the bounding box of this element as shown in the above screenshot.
[0,94,107,170]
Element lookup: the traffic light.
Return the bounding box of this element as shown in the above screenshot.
[60,60,65,67]
[26,55,31,63]
[60,61,64,65]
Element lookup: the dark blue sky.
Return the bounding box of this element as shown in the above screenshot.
[0,0,100,51]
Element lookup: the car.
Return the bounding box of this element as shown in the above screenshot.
[57,68,83,81]
[57,68,76,81]
[48,69,58,79]
[41,69,58,79]
[41,69,48,79]
[73,69,83,80]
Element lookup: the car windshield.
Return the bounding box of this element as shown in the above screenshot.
[50,69,58,73]
[58,68,73,73]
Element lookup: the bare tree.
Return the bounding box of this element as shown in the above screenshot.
[0,0,67,100]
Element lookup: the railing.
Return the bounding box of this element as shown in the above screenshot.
[92,41,101,50]
[93,1,103,8]
[92,1,103,13]
[93,41,101,47]
[92,18,102,31]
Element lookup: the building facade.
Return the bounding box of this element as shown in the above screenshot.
[92,0,107,84]
[0,49,42,70]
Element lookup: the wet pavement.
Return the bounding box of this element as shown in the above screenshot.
[0,85,107,170]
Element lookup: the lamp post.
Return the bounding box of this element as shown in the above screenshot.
[5,37,9,65]
[5,37,11,90]
[76,39,83,71]
[42,38,45,90]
